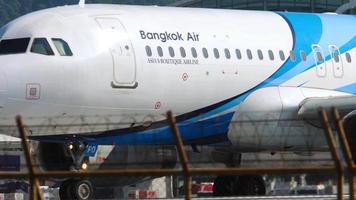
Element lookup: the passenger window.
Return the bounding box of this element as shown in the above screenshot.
[191,47,197,58]
[157,46,163,57]
[346,53,352,63]
[31,38,54,56]
[279,50,285,61]
[329,46,340,63]
[224,48,231,59]
[202,48,208,58]
[235,49,242,59]
[145,46,152,57]
[333,53,340,63]
[316,52,323,62]
[312,45,325,64]
[246,49,252,60]
[168,47,175,57]
[300,51,307,61]
[52,38,73,56]
[257,49,263,60]
[213,48,220,59]
[0,38,30,55]
[290,50,296,62]
[268,50,274,60]
[180,47,186,58]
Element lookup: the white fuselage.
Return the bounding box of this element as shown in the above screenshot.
[0,5,355,151]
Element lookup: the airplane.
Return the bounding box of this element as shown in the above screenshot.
[0,1,355,199]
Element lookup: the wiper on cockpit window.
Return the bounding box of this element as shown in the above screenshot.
[0,38,30,55]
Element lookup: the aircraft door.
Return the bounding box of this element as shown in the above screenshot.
[329,45,344,78]
[96,18,138,89]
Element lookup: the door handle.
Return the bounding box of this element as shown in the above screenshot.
[111,81,138,89]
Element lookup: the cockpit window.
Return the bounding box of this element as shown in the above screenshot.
[31,38,54,56]
[0,38,30,55]
[52,38,73,56]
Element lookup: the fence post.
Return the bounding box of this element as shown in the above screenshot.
[332,107,355,200]
[16,115,42,200]
[167,111,192,200]
[319,108,344,200]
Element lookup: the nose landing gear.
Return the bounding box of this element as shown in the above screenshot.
[59,142,94,200]
[66,141,89,171]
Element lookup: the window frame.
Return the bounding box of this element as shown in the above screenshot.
[279,50,286,61]
[268,50,274,61]
[0,37,31,55]
[51,38,73,56]
[191,47,197,58]
[300,50,307,61]
[145,45,152,57]
[235,49,242,60]
[202,48,209,58]
[213,48,220,59]
[168,46,175,58]
[257,49,263,60]
[345,52,352,63]
[224,48,231,59]
[30,37,55,56]
[157,46,163,57]
[312,45,325,64]
[180,47,186,58]
[290,50,296,62]
[329,45,340,63]
[246,49,253,60]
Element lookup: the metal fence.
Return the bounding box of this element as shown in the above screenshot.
[1,107,355,200]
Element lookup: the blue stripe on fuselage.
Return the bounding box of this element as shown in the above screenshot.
[30,112,234,145]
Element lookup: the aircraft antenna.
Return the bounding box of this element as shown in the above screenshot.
[79,0,85,7]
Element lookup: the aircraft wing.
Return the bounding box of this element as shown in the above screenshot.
[298,95,356,120]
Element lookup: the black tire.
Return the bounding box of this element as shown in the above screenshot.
[213,176,236,196]
[59,180,72,200]
[72,180,93,200]
[234,175,266,196]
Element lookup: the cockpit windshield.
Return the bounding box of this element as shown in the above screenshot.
[0,36,73,56]
[0,38,30,55]
[52,38,73,56]
[31,38,54,56]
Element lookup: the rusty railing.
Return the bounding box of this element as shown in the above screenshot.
[4,108,355,200]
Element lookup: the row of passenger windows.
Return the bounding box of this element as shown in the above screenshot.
[145,46,353,63]
[0,37,73,56]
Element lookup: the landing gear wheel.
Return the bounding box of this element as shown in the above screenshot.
[59,179,93,200]
[72,180,93,200]
[213,176,236,196]
[235,175,266,196]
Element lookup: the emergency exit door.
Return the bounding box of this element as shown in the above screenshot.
[96,17,137,89]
